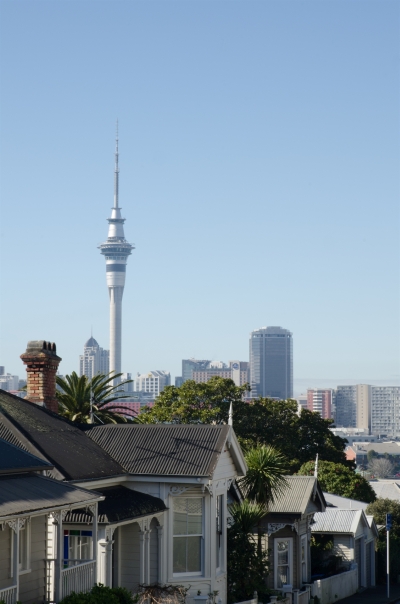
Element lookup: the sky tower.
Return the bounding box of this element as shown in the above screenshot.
[99,127,133,380]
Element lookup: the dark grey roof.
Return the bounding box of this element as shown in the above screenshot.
[65,486,167,524]
[86,424,230,477]
[0,389,126,481]
[0,474,103,519]
[0,438,52,474]
[267,476,326,515]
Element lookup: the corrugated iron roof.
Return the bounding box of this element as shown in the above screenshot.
[86,424,229,477]
[267,476,325,514]
[324,492,368,510]
[0,474,102,519]
[0,438,52,474]
[65,486,166,524]
[0,389,126,481]
[311,509,361,534]
[370,481,400,501]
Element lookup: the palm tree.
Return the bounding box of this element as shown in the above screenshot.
[240,445,289,555]
[56,371,135,424]
[227,500,269,602]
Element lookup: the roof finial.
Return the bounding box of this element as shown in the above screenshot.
[114,120,119,209]
[228,403,233,426]
[314,452,319,478]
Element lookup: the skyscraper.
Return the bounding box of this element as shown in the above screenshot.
[249,326,293,399]
[306,389,333,419]
[79,337,109,380]
[99,129,133,380]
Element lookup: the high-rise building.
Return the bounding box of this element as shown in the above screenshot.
[135,370,171,398]
[249,326,293,399]
[306,389,333,419]
[335,385,371,431]
[182,359,211,382]
[371,386,400,438]
[79,337,109,380]
[192,361,249,387]
[99,128,133,381]
[120,372,134,393]
[0,370,19,391]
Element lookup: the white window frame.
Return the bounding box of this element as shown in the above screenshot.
[300,533,308,584]
[10,521,31,577]
[172,496,204,578]
[274,537,293,590]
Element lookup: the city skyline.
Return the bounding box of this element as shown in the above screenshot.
[1,1,398,386]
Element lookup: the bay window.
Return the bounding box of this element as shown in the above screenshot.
[173,497,203,575]
[274,538,293,589]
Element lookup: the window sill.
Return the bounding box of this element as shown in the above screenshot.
[171,574,210,581]
[19,568,32,576]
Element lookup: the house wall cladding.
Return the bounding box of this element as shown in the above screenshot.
[19,515,46,604]
[0,525,12,588]
[119,522,141,592]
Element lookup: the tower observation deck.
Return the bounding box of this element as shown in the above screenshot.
[99,129,134,380]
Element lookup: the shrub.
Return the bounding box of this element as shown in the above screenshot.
[59,584,134,604]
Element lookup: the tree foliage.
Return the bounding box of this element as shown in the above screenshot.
[227,501,269,603]
[240,446,289,506]
[366,499,400,583]
[298,460,376,503]
[138,377,348,471]
[56,372,134,424]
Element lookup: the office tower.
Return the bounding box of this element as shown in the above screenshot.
[371,386,400,438]
[249,326,293,399]
[79,337,109,380]
[120,373,134,393]
[182,359,211,383]
[192,361,249,387]
[175,377,184,387]
[335,385,371,431]
[99,129,133,381]
[135,370,171,398]
[0,371,19,391]
[306,389,333,419]
[297,394,308,410]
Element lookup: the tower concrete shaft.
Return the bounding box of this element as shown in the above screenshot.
[99,130,134,380]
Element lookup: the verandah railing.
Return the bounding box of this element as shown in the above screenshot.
[0,585,17,604]
[45,559,96,602]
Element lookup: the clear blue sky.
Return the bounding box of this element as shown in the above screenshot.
[0,0,399,392]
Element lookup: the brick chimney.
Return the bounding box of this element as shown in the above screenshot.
[20,341,61,413]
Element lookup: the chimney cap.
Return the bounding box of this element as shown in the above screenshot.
[26,340,57,354]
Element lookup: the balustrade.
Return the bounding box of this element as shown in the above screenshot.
[0,585,17,604]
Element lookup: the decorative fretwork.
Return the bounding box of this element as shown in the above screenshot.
[169,485,189,496]
[267,521,299,536]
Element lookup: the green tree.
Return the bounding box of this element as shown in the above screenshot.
[56,371,134,424]
[367,449,378,463]
[138,377,348,472]
[227,500,269,603]
[298,460,376,503]
[138,377,247,425]
[240,445,289,554]
[366,498,400,584]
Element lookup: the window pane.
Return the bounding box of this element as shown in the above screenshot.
[173,499,187,535]
[173,537,187,573]
[187,536,201,572]
[277,541,289,564]
[81,537,91,560]
[277,565,289,588]
[187,498,202,534]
